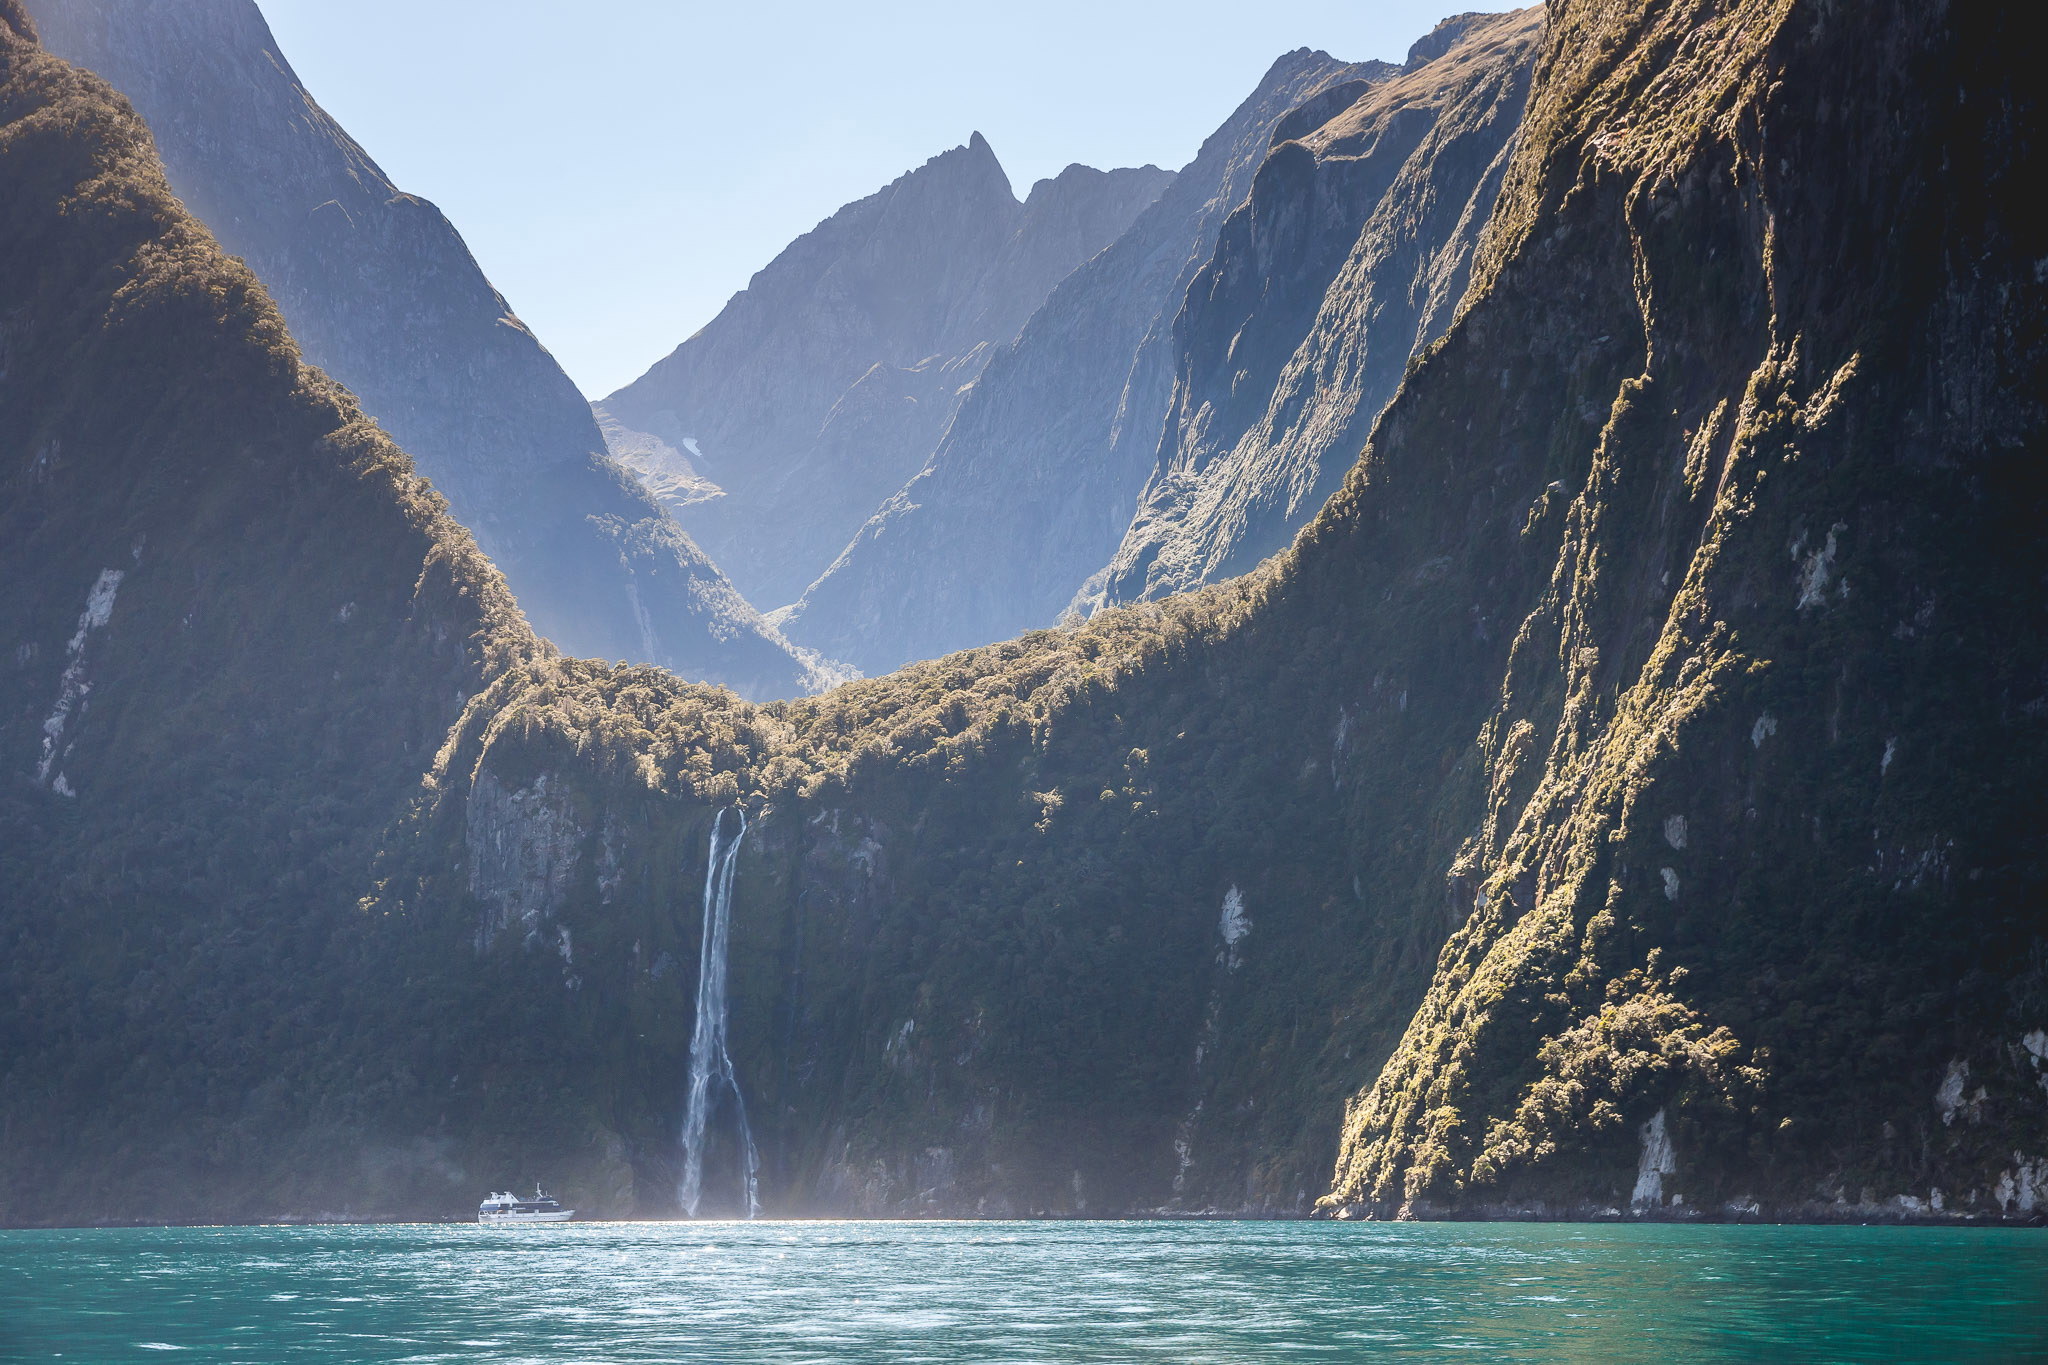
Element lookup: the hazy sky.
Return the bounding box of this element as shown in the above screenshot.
[256,0,1516,399]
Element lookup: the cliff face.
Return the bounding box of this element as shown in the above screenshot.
[2,0,2041,1231]
[1316,0,2048,1222]
[1090,10,1541,608]
[23,0,818,698]
[780,50,1390,675]
[397,0,2048,1225]
[600,139,1172,611]
[0,3,536,1219]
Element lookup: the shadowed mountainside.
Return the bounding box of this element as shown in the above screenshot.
[1088,9,1543,610]
[1,0,2041,1229]
[24,0,821,698]
[1320,0,2048,1220]
[0,0,541,1217]
[600,137,1172,611]
[779,49,1390,674]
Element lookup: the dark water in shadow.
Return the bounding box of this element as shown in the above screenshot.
[3,1219,2043,1361]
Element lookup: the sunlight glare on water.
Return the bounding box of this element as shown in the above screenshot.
[3,1219,2045,1361]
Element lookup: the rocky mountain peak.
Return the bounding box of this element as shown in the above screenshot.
[780,44,1391,672]
[600,130,1169,612]
[1022,160,1176,216]
[1404,11,1499,68]
[888,129,1018,216]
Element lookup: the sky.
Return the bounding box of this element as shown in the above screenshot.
[256,0,1516,399]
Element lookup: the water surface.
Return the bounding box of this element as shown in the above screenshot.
[4,1219,2043,1361]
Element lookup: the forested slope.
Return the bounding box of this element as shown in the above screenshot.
[1320,0,2048,1220]
[0,0,536,1218]
[23,0,819,698]
[1,0,2040,1228]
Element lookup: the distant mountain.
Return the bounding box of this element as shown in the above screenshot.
[24,0,821,698]
[1089,10,1542,608]
[779,49,1390,675]
[600,137,1172,611]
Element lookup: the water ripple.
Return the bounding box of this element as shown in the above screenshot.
[1,1220,2044,1361]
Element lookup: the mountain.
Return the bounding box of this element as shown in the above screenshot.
[778,49,1389,674]
[1088,9,1542,608]
[0,0,538,1217]
[1319,0,2047,1220]
[599,138,1173,611]
[3,0,2042,1230]
[23,0,820,698]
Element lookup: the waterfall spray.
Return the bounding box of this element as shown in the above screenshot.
[678,805,760,1218]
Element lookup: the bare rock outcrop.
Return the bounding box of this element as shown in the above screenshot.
[601,136,1172,612]
[1088,9,1543,608]
[782,49,1388,674]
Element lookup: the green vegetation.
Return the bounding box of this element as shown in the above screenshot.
[2,0,2041,1226]
[0,7,535,1219]
[1324,0,2048,1216]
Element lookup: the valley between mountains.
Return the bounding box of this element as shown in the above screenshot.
[1,0,2042,1227]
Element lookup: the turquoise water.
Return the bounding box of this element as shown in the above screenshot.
[3,1220,2044,1361]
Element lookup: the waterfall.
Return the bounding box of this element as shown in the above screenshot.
[678,806,760,1218]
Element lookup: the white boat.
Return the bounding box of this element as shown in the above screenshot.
[478,1185,574,1223]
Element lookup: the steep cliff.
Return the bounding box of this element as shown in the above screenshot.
[23,0,819,698]
[781,49,1390,674]
[1090,9,1541,608]
[0,2,538,1219]
[1317,0,2048,1221]
[2,0,2040,1231]
[601,139,1172,610]
[389,0,2048,1225]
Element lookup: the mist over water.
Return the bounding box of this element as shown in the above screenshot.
[3,1221,2042,1361]
[678,806,759,1219]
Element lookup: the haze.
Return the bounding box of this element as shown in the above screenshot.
[255,0,1514,397]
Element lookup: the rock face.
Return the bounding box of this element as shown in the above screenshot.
[464,768,584,948]
[24,0,818,698]
[1089,10,1542,607]
[3,0,2044,1231]
[780,50,1390,674]
[600,137,1172,611]
[1314,0,2048,1220]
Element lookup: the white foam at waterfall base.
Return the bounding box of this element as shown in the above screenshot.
[678,806,761,1218]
